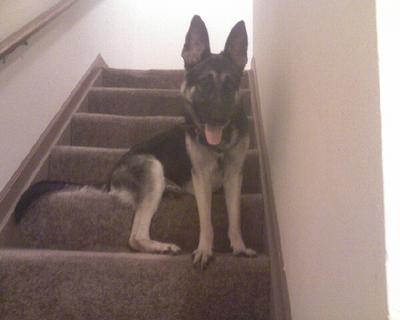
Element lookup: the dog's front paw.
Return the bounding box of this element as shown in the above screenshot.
[192,247,214,270]
[129,238,181,255]
[229,232,257,258]
[233,246,257,258]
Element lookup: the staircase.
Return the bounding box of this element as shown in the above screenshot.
[0,67,270,319]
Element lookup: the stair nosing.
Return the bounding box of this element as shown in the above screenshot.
[73,112,184,121]
[53,144,259,154]
[101,67,250,76]
[73,112,254,121]
[90,87,181,93]
[89,86,250,94]
[0,248,268,262]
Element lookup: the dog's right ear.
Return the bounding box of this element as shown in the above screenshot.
[223,21,248,70]
[181,15,211,69]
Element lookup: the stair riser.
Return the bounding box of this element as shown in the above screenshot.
[99,68,249,89]
[16,193,265,252]
[87,88,252,117]
[48,147,261,193]
[1,64,270,320]
[0,250,269,320]
[71,114,256,149]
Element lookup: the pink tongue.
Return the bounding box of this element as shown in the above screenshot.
[205,124,223,145]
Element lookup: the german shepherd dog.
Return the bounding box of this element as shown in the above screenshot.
[15,15,255,268]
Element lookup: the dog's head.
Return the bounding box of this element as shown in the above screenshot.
[181,15,248,146]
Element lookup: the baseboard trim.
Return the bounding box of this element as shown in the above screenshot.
[0,54,108,237]
[249,58,292,320]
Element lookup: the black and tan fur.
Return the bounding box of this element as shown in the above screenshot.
[15,15,255,269]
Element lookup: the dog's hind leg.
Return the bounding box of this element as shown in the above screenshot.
[110,155,181,254]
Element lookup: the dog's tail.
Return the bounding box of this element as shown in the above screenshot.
[14,180,85,223]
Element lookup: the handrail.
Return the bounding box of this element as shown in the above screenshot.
[0,0,78,62]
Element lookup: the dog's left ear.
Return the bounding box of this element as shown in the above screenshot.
[223,21,248,70]
[182,15,211,69]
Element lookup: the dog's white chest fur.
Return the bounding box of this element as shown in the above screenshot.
[209,157,225,191]
[183,155,224,194]
[183,133,249,194]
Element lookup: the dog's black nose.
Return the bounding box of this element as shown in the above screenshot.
[209,111,229,126]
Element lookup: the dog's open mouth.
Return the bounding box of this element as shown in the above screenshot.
[204,124,224,145]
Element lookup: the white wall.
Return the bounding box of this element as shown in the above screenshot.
[0,0,252,193]
[131,0,253,69]
[253,0,387,319]
[376,2,400,319]
[0,0,60,42]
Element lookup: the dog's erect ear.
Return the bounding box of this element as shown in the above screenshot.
[223,21,248,70]
[181,15,211,69]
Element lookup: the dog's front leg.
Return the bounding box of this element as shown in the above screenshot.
[186,134,216,269]
[224,136,256,257]
[224,168,256,257]
[191,168,214,269]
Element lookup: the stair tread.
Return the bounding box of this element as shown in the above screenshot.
[0,248,269,269]
[14,186,265,252]
[70,113,256,148]
[100,68,185,89]
[0,249,269,320]
[72,113,183,148]
[90,87,250,93]
[76,112,254,120]
[0,65,269,320]
[92,87,183,94]
[99,68,249,89]
[48,146,261,193]
[87,87,252,117]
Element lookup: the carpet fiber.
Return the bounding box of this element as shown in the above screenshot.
[0,68,270,319]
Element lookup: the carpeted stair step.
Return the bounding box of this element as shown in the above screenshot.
[86,87,252,117]
[0,249,269,320]
[99,68,249,89]
[48,146,261,193]
[0,64,270,320]
[14,191,265,253]
[70,113,256,149]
